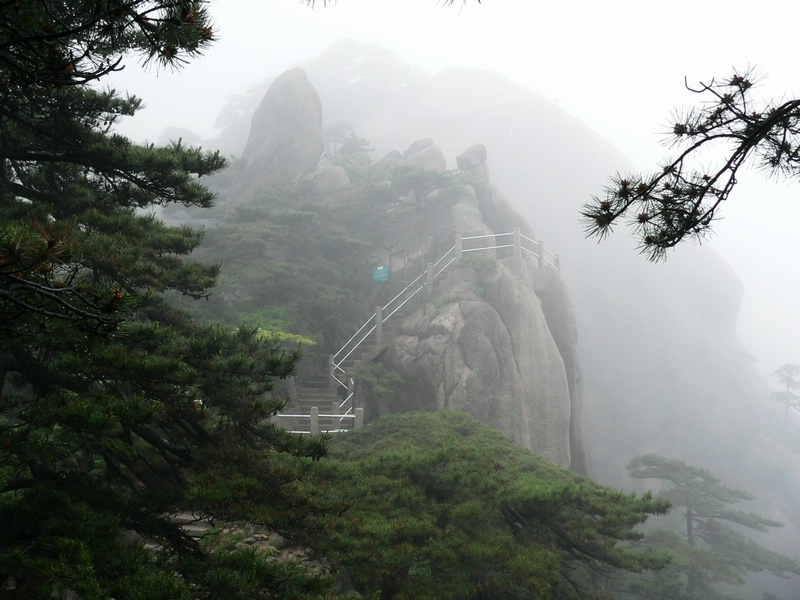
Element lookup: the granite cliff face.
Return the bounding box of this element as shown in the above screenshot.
[223,68,585,470]
[362,144,581,469]
[378,259,579,468]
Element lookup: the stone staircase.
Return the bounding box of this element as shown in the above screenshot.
[289,373,348,434]
[277,316,400,435]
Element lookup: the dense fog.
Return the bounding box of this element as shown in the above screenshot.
[105,1,799,595]
[114,0,800,376]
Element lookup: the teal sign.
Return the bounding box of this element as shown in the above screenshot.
[373,264,390,283]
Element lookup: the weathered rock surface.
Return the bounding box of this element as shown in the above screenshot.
[228,67,324,207]
[456,144,490,184]
[399,138,447,171]
[358,141,579,468]
[380,260,572,466]
[311,161,352,207]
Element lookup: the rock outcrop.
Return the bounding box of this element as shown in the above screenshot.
[380,260,573,467]
[228,67,324,207]
[456,144,489,184]
[222,67,585,469]
[355,140,580,468]
[399,138,447,171]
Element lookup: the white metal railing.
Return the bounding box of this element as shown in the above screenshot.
[273,407,365,435]
[520,232,560,271]
[277,229,560,435]
[329,229,560,410]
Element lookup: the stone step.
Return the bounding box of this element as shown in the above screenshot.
[295,388,338,398]
[291,397,345,408]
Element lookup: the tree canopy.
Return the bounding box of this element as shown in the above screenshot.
[0,1,216,87]
[622,454,800,599]
[582,69,800,260]
[0,2,333,597]
[303,410,670,600]
[171,183,373,353]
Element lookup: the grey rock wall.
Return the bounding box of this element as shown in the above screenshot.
[228,67,324,208]
[379,258,573,467]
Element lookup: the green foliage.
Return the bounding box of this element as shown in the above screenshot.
[0,1,216,88]
[354,362,404,400]
[389,165,461,209]
[0,3,335,597]
[255,327,317,348]
[303,410,670,600]
[623,454,800,599]
[330,133,374,181]
[771,364,800,435]
[174,184,373,351]
[457,253,495,268]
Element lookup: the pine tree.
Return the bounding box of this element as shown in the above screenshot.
[624,454,800,599]
[1,3,333,597]
[581,69,800,260]
[303,410,671,600]
[771,364,800,435]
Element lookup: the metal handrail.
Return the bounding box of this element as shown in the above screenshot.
[331,246,457,368]
[461,232,512,242]
[333,324,377,373]
[433,256,457,279]
[287,230,562,434]
[520,233,560,270]
[464,244,513,253]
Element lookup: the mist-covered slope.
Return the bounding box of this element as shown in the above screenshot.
[197,41,799,573]
[197,67,585,470]
[277,41,800,549]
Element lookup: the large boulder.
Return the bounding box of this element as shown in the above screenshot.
[399,138,446,171]
[228,67,324,207]
[381,259,572,467]
[456,144,490,184]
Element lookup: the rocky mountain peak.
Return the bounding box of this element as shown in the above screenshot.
[228,67,324,207]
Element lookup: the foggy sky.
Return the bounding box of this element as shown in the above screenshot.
[111,0,800,379]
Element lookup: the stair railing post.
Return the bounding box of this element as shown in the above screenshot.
[310,407,319,436]
[507,227,524,277]
[423,262,434,316]
[536,240,544,269]
[331,401,339,432]
[375,305,383,350]
[355,407,364,430]
[455,234,462,261]
[348,377,356,410]
[328,354,335,390]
